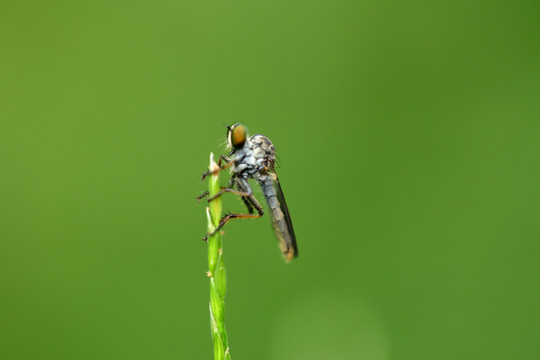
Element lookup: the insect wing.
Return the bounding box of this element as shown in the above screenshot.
[269,169,298,261]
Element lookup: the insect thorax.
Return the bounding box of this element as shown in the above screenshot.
[232,135,276,182]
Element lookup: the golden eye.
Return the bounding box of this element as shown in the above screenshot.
[227,123,247,149]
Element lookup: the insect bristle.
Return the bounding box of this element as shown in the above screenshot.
[219,137,229,149]
[274,153,281,168]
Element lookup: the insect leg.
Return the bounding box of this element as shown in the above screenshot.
[237,185,254,214]
[196,190,209,201]
[205,176,259,202]
[200,155,233,181]
[214,176,254,213]
[203,211,263,241]
[197,176,236,202]
[202,177,265,241]
[235,177,264,215]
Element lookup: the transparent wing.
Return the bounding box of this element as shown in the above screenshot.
[274,175,298,259]
[262,167,298,261]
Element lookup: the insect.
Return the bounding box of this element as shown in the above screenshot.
[199,123,298,262]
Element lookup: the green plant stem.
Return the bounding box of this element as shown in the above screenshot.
[206,153,231,360]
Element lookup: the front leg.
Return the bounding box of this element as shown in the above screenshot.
[200,155,233,181]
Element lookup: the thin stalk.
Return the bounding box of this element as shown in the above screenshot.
[206,153,231,360]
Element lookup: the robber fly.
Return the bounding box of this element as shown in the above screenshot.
[199,123,298,262]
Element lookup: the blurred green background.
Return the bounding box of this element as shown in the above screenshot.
[1,1,539,359]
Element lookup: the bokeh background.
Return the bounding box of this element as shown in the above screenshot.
[1,1,539,359]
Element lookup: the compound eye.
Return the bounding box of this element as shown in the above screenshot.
[228,123,247,149]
